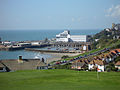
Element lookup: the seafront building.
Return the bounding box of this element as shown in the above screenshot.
[56,30,90,42]
[55,30,91,51]
[56,30,71,42]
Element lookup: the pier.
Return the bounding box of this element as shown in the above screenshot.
[0,43,51,51]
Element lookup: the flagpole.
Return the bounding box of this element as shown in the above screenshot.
[97,67,100,80]
[97,71,99,80]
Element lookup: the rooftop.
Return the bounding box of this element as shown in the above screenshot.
[89,60,104,65]
[0,59,47,71]
[115,61,120,66]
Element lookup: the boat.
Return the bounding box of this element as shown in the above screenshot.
[34,56,39,59]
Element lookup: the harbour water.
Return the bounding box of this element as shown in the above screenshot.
[0,50,52,60]
[0,29,101,60]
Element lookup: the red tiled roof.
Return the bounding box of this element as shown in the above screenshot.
[115,61,120,66]
[115,49,120,52]
[110,49,120,54]
[110,50,117,54]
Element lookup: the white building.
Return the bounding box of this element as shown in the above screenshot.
[114,24,120,30]
[56,30,70,42]
[70,35,87,42]
[56,30,89,42]
[88,60,104,72]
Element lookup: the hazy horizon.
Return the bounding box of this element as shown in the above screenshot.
[0,29,102,31]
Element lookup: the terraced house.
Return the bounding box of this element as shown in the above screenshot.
[88,60,105,72]
[71,49,120,71]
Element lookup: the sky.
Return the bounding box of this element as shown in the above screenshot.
[0,0,120,30]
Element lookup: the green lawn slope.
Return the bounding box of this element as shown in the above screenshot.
[0,69,120,90]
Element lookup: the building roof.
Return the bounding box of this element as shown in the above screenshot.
[89,60,104,65]
[110,50,117,54]
[115,49,120,52]
[0,62,5,67]
[115,61,120,66]
[0,59,47,71]
[110,49,120,54]
[71,35,87,37]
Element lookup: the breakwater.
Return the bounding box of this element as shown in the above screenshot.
[0,44,51,51]
[25,48,76,53]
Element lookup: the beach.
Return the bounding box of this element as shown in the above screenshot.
[46,52,81,63]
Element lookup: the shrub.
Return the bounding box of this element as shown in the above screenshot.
[61,55,69,59]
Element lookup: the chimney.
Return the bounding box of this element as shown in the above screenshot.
[19,56,22,60]
[18,56,23,63]
[41,58,44,63]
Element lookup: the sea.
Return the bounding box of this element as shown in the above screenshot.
[0,29,101,60]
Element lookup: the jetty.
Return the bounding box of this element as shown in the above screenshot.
[0,42,51,51]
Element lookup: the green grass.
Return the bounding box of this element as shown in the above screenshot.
[0,69,120,90]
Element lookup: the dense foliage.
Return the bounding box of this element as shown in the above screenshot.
[91,29,120,49]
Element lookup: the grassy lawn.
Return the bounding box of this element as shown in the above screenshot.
[0,69,120,90]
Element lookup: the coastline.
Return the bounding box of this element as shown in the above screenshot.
[0,30,97,60]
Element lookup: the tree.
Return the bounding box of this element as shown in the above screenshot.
[106,63,118,72]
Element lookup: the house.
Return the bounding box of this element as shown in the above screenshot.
[115,61,120,71]
[98,54,106,61]
[115,49,120,55]
[110,49,120,56]
[104,54,114,63]
[88,60,105,72]
[0,59,48,72]
[99,53,115,64]
[71,60,86,70]
[110,52,117,59]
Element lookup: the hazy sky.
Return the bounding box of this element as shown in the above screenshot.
[0,0,120,30]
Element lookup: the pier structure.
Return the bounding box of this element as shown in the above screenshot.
[52,42,91,51]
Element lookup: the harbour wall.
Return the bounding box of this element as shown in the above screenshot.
[0,44,51,51]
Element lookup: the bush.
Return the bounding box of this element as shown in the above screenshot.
[106,63,118,72]
[53,64,71,69]
[61,55,69,59]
